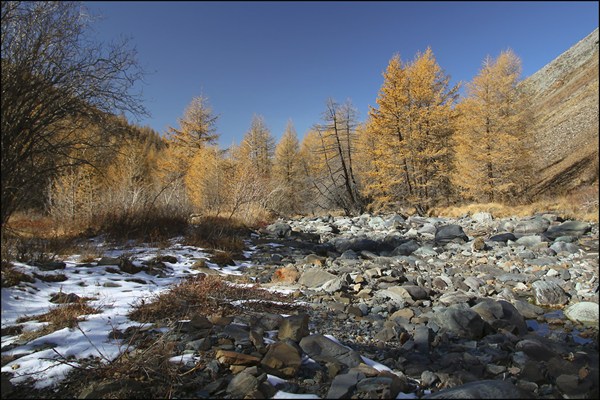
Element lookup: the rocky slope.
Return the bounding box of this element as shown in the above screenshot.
[522,28,599,198]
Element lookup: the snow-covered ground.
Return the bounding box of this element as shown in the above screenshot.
[1,238,419,398]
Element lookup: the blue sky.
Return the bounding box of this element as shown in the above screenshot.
[84,1,598,147]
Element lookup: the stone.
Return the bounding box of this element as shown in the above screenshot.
[299,268,339,289]
[515,235,544,248]
[438,290,476,306]
[531,280,569,306]
[545,220,591,240]
[431,304,485,339]
[215,349,261,366]
[326,371,365,399]
[391,240,420,256]
[513,217,550,237]
[265,222,292,238]
[258,313,284,331]
[555,374,593,397]
[511,300,545,319]
[35,261,67,271]
[222,324,251,345]
[472,212,493,223]
[278,314,309,342]
[226,371,259,398]
[549,241,580,254]
[489,232,517,242]
[423,379,525,398]
[472,299,527,335]
[96,257,121,265]
[299,334,364,368]
[333,237,380,253]
[435,224,469,245]
[564,302,599,326]
[515,339,555,362]
[118,258,143,274]
[261,341,302,378]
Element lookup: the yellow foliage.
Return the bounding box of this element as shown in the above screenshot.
[453,50,533,203]
[362,49,459,214]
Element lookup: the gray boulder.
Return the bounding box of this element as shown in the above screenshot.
[564,302,599,327]
[265,222,292,238]
[489,232,517,242]
[513,217,550,237]
[326,371,365,399]
[532,280,569,306]
[430,304,485,339]
[471,299,528,335]
[435,225,468,245]
[544,220,591,240]
[299,334,364,368]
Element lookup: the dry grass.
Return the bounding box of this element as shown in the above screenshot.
[185,216,249,254]
[1,261,35,287]
[97,208,189,244]
[129,274,298,323]
[16,301,102,342]
[434,184,599,222]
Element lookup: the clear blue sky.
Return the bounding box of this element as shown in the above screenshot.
[84,1,598,147]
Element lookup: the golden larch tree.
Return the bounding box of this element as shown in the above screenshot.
[453,49,533,203]
[364,49,458,214]
[271,120,306,215]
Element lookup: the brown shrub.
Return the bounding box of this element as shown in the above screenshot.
[1,261,35,287]
[185,216,249,254]
[17,301,102,342]
[129,274,299,323]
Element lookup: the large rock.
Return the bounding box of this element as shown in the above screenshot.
[299,268,339,290]
[261,341,302,378]
[472,212,493,223]
[423,379,525,398]
[430,304,485,339]
[215,349,261,366]
[564,302,599,326]
[265,222,292,238]
[326,371,364,399]
[544,220,592,240]
[513,217,550,237]
[435,225,469,245]
[471,299,527,335]
[489,232,517,242]
[226,371,259,398]
[299,334,364,368]
[278,314,309,342]
[391,240,420,256]
[531,280,569,306]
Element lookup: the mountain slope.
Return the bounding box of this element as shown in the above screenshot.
[522,28,599,198]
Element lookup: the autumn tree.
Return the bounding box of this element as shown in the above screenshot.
[303,99,363,215]
[185,146,229,215]
[238,114,276,178]
[453,50,533,203]
[363,49,459,214]
[1,1,145,231]
[271,120,306,215]
[157,95,219,214]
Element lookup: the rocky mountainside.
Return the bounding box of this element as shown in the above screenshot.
[522,28,599,198]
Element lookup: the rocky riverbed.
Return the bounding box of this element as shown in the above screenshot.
[240,212,599,398]
[2,212,598,398]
